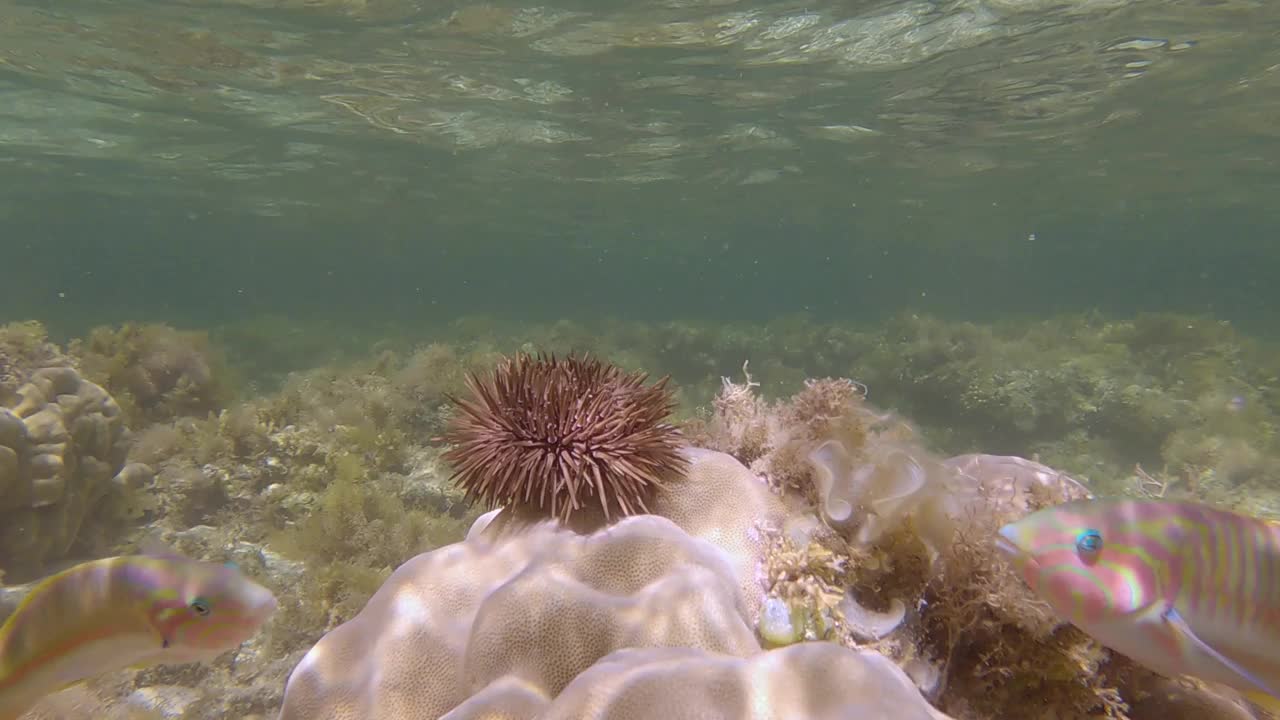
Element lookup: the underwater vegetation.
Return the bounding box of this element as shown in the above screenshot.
[0,311,1275,719]
[210,310,1280,509]
[686,371,1135,718]
[70,324,236,427]
[426,311,1280,515]
[0,323,71,401]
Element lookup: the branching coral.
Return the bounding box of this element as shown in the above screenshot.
[758,529,848,646]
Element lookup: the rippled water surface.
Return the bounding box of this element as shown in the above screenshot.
[1,0,1277,331]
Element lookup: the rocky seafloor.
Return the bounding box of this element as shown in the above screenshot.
[1,312,1277,720]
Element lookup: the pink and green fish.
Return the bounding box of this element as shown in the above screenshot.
[996,497,1280,714]
[0,549,277,719]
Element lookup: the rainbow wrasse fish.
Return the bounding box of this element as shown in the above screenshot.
[996,497,1280,714]
[0,548,277,719]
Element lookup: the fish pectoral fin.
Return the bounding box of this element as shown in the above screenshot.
[1162,607,1280,698]
[1244,691,1280,719]
[150,624,170,650]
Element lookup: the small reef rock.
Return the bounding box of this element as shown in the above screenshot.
[0,366,153,581]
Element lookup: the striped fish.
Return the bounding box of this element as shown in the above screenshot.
[996,497,1280,714]
[0,549,277,719]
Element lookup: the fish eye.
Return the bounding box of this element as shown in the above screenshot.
[1075,529,1103,562]
[190,597,212,616]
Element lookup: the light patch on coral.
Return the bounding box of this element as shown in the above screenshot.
[537,644,950,720]
[389,591,430,631]
[280,504,952,720]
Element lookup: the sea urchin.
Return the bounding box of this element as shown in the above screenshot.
[441,352,688,523]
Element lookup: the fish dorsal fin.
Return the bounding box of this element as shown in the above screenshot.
[139,537,238,572]
[138,536,187,562]
[1163,607,1280,698]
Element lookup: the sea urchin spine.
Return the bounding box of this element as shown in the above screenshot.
[441,352,688,523]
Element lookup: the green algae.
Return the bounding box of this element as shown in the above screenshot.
[0,320,69,401]
[70,323,238,426]
[266,453,476,651]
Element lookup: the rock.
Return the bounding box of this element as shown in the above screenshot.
[125,685,205,719]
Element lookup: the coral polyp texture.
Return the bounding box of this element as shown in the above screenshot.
[278,448,948,720]
[0,366,153,581]
[441,352,687,523]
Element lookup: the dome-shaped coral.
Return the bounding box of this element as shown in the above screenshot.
[277,455,947,720]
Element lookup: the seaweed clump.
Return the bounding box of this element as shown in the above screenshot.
[435,311,1280,518]
[266,451,474,648]
[911,485,1133,719]
[696,371,1153,719]
[71,323,236,426]
[116,344,503,661]
[0,321,70,402]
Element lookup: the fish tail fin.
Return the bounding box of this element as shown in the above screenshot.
[1245,690,1280,719]
[0,670,37,720]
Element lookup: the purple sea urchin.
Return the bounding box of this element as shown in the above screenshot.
[441,352,687,523]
